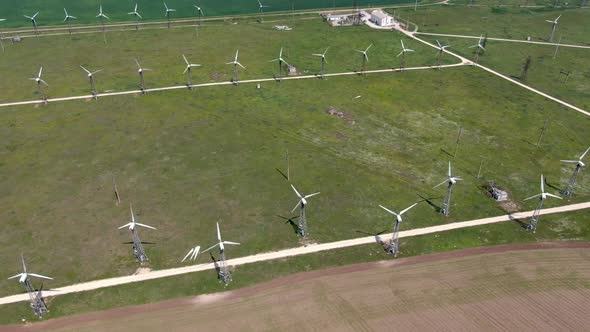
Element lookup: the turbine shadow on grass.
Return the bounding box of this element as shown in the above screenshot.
[417,194,442,213]
[544,177,566,195]
[355,229,388,251]
[123,241,156,245]
[277,215,299,235]
[275,168,288,181]
[508,213,529,230]
[209,253,222,281]
[440,148,454,158]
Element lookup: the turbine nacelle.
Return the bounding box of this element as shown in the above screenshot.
[290,184,320,213]
[202,222,240,254]
[379,202,418,223]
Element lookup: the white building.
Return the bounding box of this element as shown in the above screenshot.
[370,10,393,26]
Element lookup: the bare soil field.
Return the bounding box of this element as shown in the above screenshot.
[6,243,590,332]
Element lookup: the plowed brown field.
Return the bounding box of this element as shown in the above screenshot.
[7,243,590,332]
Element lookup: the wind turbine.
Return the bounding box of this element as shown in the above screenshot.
[63,8,77,34]
[379,202,418,256]
[96,4,110,38]
[80,65,102,98]
[29,67,49,101]
[24,12,39,35]
[202,222,240,285]
[0,19,5,52]
[469,35,486,64]
[182,54,201,89]
[271,47,290,82]
[546,15,561,43]
[258,0,269,23]
[524,174,562,232]
[561,146,590,196]
[435,40,450,67]
[194,5,204,26]
[134,59,152,93]
[355,43,372,74]
[226,49,246,85]
[119,203,156,262]
[434,161,462,216]
[128,3,142,31]
[312,47,329,79]
[164,2,176,28]
[8,254,53,284]
[290,184,320,238]
[397,40,414,69]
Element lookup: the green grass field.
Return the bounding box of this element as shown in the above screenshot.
[0,3,589,325]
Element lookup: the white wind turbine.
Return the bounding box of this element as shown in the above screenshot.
[24,12,39,35]
[227,49,246,84]
[80,65,102,98]
[202,222,240,285]
[7,254,53,284]
[182,54,201,88]
[355,43,372,74]
[312,47,329,79]
[194,5,204,26]
[469,35,486,63]
[379,202,418,256]
[164,2,176,28]
[134,58,152,93]
[29,67,49,101]
[96,4,110,40]
[524,174,562,232]
[397,40,414,69]
[271,47,290,82]
[546,15,561,43]
[128,3,142,31]
[290,184,320,238]
[63,8,77,34]
[118,204,157,231]
[258,0,269,22]
[561,146,590,196]
[435,40,450,67]
[119,203,156,262]
[434,161,462,216]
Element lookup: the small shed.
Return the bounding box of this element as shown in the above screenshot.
[370,10,393,26]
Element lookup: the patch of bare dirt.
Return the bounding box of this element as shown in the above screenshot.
[326,107,355,125]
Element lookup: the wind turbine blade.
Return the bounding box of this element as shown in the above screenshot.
[304,192,320,199]
[40,79,49,87]
[479,45,486,51]
[24,15,32,19]
[134,59,141,69]
[71,16,77,19]
[235,49,239,62]
[201,243,219,253]
[137,13,142,19]
[555,15,561,22]
[38,67,43,78]
[226,61,235,65]
[223,241,240,245]
[282,59,290,67]
[407,49,414,52]
[560,160,578,163]
[28,273,53,280]
[524,194,541,201]
[469,44,478,48]
[433,179,448,189]
[545,20,554,23]
[80,65,91,74]
[312,54,323,57]
[290,184,303,198]
[379,205,398,216]
[134,3,138,11]
[237,62,246,70]
[183,67,188,74]
[323,47,329,56]
[33,12,39,19]
[291,200,301,213]
[279,47,283,57]
[92,69,102,75]
[397,51,404,57]
[448,161,452,177]
[580,147,590,160]
[21,254,26,273]
[366,43,373,52]
[546,193,562,199]
[135,223,156,230]
[182,54,189,65]
[400,40,405,49]
[400,202,418,215]
[181,248,194,262]
[270,58,279,62]
[216,222,221,241]
[118,223,131,229]
[7,274,23,280]
[541,174,545,193]
[436,40,442,48]
[104,14,110,19]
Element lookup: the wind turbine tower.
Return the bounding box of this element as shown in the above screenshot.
[561,146,590,196]
[7,255,53,318]
[182,54,201,89]
[226,50,246,85]
[271,47,290,82]
[290,184,320,238]
[379,202,418,256]
[194,5,204,26]
[29,67,49,101]
[80,65,102,98]
[397,40,414,69]
[63,8,77,34]
[164,3,176,28]
[119,204,156,263]
[469,35,486,64]
[134,59,151,93]
[0,19,6,52]
[128,3,142,31]
[355,43,372,74]
[434,161,462,216]
[96,5,110,32]
[24,12,39,35]
[524,175,562,232]
[435,40,450,67]
[258,0,269,23]
[202,222,240,285]
[312,47,329,79]
[546,15,561,43]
